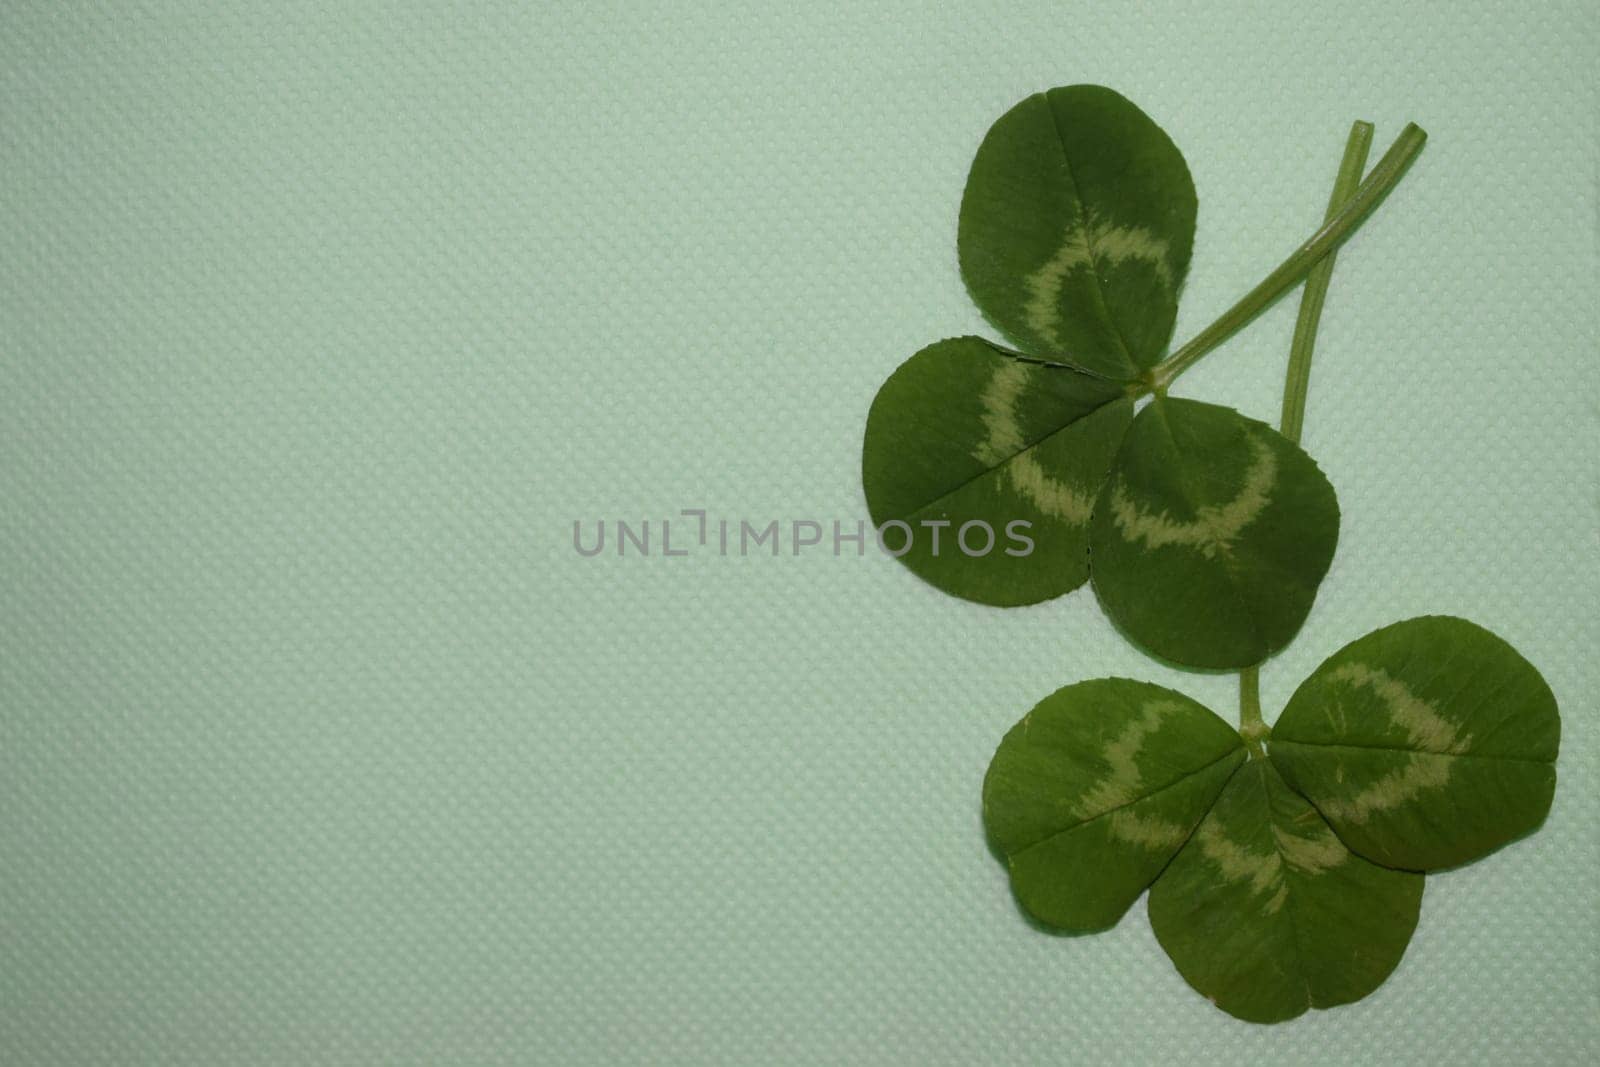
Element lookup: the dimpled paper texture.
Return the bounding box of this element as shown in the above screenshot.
[2,2,1596,1064]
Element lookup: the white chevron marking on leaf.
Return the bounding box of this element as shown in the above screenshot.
[1305,663,1474,826]
[1109,435,1278,558]
[1010,453,1095,524]
[972,359,1095,524]
[1312,752,1454,826]
[1022,215,1174,347]
[1194,816,1285,912]
[1079,701,1182,813]
[1106,808,1189,850]
[1327,663,1473,754]
[974,359,1031,464]
[1079,700,1195,851]
[1272,819,1347,875]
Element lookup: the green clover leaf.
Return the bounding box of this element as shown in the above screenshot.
[1270,616,1560,870]
[861,87,1423,668]
[982,616,1557,1022]
[958,85,1196,378]
[862,337,1131,605]
[866,87,1557,1025]
[1089,397,1339,668]
[982,678,1245,931]
[1148,760,1423,1023]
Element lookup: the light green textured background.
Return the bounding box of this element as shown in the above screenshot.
[3,3,1596,1063]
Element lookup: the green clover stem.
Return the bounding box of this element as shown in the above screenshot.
[1238,664,1268,757]
[1148,121,1425,394]
[1236,119,1377,747]
[1281,121,1374,444]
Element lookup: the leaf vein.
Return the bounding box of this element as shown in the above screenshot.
[1007,745,1243,858]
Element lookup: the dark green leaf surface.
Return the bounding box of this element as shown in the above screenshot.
[862,337,1132,605]
[1148,759,1423,1024]
[1271,616,1560,870]
[958,85,1196,379]
[1089,397,1339,668]
[983,679,1245,931]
